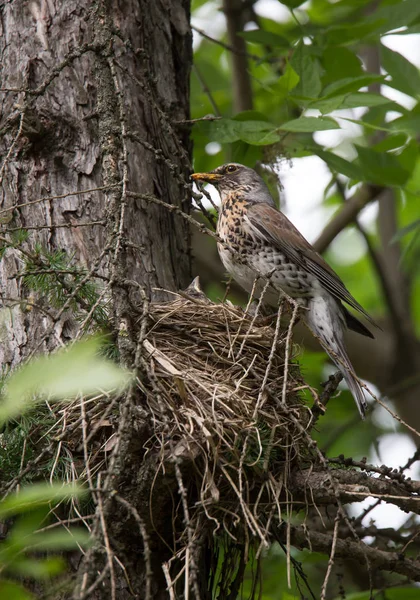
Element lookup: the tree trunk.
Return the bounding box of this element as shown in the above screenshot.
[1,0,192,597]
[0,0,191,362]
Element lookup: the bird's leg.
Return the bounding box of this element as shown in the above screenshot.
[247,299,262,318]
[222,275,233,303]
[284,296,307,328]
[251,271,280,324]
[258,311,279,325]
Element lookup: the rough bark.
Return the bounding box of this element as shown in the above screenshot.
[0,0,191,365]
[0,0,192,597]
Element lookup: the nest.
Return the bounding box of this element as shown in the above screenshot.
[6,285,316,596]
[134,286,315,593]
[142,290,311,471]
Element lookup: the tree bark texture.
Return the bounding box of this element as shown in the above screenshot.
[0,0,192,365]
[1,0,192,597]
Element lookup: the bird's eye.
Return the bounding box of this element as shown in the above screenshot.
[226,165,238,173]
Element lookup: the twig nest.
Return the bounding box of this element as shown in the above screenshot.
[142,288,313,545]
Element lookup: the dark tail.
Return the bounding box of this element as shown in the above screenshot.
[342,306,374,339]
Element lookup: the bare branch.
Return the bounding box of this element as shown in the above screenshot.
[222,0,254,111]
[279,524,420,581]
[313,184,382,254]
[192,25,260,61]
[192,64,222,117]
[289,468,420,514]
[378,189,414,341]
[310,371,343,422]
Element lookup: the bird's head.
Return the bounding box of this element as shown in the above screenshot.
[191,163,275,206]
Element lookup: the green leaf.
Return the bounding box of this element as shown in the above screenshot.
[4,508,47,551]
[279,0,307,7]
[373,133,408,152]
[5,557,65,579]
[232,111,271,123]
[0,483,86,519]
[231,141,263,166]
[323,75,385,97]
[238,30,289,48]
[340,116,393,134]
[324,21,384,46]
[405,154,420,195]
[373,0,420,35]
[290,42,322,99]
[272,63,300,99]
[396,24,420,36]
[0,580,33,600]
[389,114,420,135]
[307,0,368,25]
[392,219,420,242]
[236,125,280,145]
[340,92,391,109]
[19,528,91,552]
[232,121,280,145]
[191,0,208,9]
[0,508,90,562]
[309,95,345,114]
[321,47,363,86]
[355,145,410,186]
[206,118,280,146]
[309,92,390,114]
[315,149,364,180]
[380,44,420,98]
[397,139,418,175]
[1,337,131,422]
[279,116,340,132]
[205,119,241,144]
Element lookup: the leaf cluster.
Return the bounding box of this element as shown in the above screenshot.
[0,337,132,598]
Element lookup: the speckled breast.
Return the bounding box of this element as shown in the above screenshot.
[217,196,315,303]
[217,197,257,290]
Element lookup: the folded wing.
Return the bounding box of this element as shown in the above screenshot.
[245,202,378,331]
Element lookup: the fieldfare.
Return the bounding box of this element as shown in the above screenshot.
[192,163,378,418]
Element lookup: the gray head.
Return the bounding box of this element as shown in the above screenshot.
[192,163,276,206]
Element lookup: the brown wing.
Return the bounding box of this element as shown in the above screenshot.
[246,203,378,328]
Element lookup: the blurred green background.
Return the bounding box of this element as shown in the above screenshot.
[190,1,420,596]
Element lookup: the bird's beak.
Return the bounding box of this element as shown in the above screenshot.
[191,172,223,183]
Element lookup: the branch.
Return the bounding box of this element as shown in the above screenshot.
[310,371,343,422]
[328,455,417,489]
[362,44,414,343]
[192,64,222,116]
[334,178,403,338]
[288,468,420,514]
[313,184,382,254]
[377,189,414,342]
[278,524,420,581]
[222,0,254,112]
[191,25,260,61]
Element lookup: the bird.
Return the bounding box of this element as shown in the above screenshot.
[192,162,378,418]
